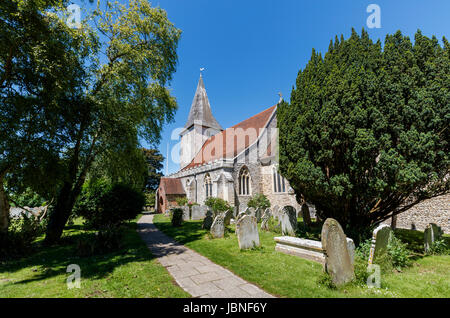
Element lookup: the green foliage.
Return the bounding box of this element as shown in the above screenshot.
[353,255,370,286]
[278,28,450,240]
[170,208,183,227]
[142,148,164,192]
[427,239,449,255]
[356,234,411,271]
[144,191,155,207]
[74,179,145,229]
[0,215,45,259]
[176,197,188,206]
[388,235,411,269]
[267,217,282,234]
[9,188,46,207]
[204,197,231,216]
[247,193,271,211]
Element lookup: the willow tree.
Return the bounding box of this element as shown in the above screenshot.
[44,0,181,244]
[278,29,449,241]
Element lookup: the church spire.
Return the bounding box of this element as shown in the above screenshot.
[184,74,223,131]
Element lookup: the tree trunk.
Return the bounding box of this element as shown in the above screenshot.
[301,203,312,228]
[44,181,80,245]
[0,173,10,234]
[391,214,397,229]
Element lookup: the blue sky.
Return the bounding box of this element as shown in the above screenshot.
[76,0,450,174]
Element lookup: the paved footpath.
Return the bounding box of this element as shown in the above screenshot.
[137,214,275,298]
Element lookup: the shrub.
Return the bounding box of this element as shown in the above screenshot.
[355,234,411,271]
[0,215,45,259]
[176,197,188,206]
[204,197,231,217]
[267,217,282,234]
[387,235,411,269]
[247,193,271,211]
[171,208,183,227]
[74,180,145,229]
[144,191,155,207]
[427,239,449,255]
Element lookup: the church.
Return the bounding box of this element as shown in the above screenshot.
[155,75,450,234]
[155,74,303,214]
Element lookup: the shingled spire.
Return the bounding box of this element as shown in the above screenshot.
[184,74,223,131]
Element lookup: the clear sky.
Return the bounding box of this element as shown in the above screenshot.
[75,0,450,175]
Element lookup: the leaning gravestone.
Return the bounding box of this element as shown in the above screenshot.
[191,205,207,220]
[233,206,239,218]
[368,224,392,265]
[260,208,272,231]
[224,209,233,226]
[346,238,355,265]
[210,214,225,238]
[181,206,190,221]
[424,223,443,253]
[300,203,312,227]
[280,206,297,236]
[271,205,280,220]
[237,212,247,222]
[236,215,260,250]
[248,207,256,218]
[321,218,355,286]
[255,208,263,223]
[202,210,214,230]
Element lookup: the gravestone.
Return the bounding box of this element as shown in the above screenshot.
[181,206,190,221]
[191,205,207,220]
[210,214,225,238]
[233,206,239,218]
[224,209,233,226]
[368,224,392,265]
[346,238,355,265]
[272,205,280,220]
[280,206,297,236]
[301,203,311,227]
[255,208,262,223]
[237,212,247,221]
[260,208,272,231]
[248,207,256,217]
[424,223,443,253]
[202,210,214,230]
[236,215,260,250]
[321,218,355,286]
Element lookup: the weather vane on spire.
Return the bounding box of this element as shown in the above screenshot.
[200,67,205,76]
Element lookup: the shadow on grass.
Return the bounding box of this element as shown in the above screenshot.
[152,215,207,245]
[0,220,157,286]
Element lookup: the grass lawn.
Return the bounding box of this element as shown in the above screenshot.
[0,217,190,298]
[153,214,450,298]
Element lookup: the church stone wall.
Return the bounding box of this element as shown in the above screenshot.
[382,193,450,234]
[260,164,301,212]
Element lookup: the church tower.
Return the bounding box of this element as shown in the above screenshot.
[180,74,223,169]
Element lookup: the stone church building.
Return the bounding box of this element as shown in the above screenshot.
[156,74,303,214]
[156,75,449,233]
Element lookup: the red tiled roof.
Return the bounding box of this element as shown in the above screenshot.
[159,177,185,195]
[182,105,277,171]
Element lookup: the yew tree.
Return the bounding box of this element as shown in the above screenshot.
[278,29,449,241]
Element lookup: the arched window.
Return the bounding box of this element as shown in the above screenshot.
[239,167,251,196]
[273,166,287,193]
[205,174,212,198]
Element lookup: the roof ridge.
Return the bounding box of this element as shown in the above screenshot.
[180,104,278,171]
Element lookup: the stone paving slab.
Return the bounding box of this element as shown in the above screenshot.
[137,214,275,298]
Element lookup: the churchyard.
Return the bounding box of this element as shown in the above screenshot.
[0,216,189,298]
[152,204,450,298]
